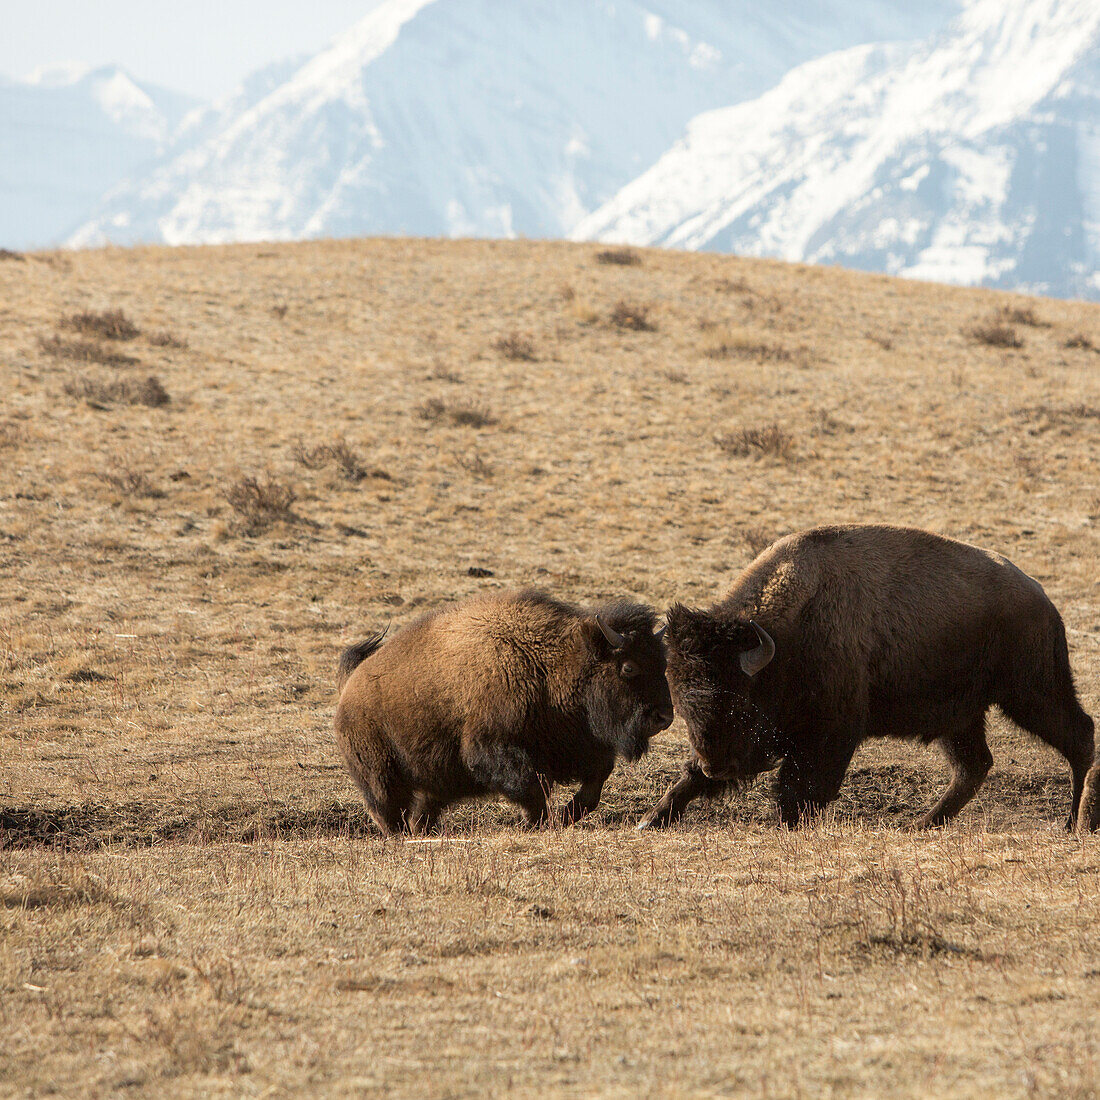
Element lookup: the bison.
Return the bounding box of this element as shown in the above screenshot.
[639,524,1094,830]
[335,589,673,835]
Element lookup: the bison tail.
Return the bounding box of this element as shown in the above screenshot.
[337,628,388,688]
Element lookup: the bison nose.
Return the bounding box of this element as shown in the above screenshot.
[652,706,674,732]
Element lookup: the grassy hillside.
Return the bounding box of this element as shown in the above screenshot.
[1,239,1098,1096]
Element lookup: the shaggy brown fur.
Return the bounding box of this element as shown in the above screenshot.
[641,524,1094,830]
[335,589,672,835]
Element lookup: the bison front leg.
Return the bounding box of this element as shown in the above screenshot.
[775,735,859,827]
[559,763,614,827]
[637,758,729,830]
[463,739,551,827]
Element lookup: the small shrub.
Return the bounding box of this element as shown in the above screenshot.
[1064,333,1096,351]
[149,330,188,349]
[98,462,165,499]
[0,248,24,261]
[494,333,537,361]
[596,247,641,266]
[738,526,775,557]
[291,437,370,480]
[39,335,139,367]
[327,438,368,481]
[968,322,1023,348]
[271,303,289,319]
[997,305,1047,327]
[61,308,139,340]
[223,473,299,534]
[418,399,496,428]
[457,452,494,478]
[716,424,795,461]
[609,300,656,331]
[64,374,170,408]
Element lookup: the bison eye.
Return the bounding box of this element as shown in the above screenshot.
[620,661,641,679]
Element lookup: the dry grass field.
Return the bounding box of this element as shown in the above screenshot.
[1,237,1099,1097]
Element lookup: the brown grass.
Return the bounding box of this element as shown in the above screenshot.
[1,237,1099,1096]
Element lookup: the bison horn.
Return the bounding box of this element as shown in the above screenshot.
[654,625,666,643]
[596,613,626,649]
[739,619,775,678]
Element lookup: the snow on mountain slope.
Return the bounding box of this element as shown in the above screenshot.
[0,66,196,249]
[68,0,959,247]
[576,0,1100,300]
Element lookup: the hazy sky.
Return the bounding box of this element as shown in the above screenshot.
[1,1,386,100]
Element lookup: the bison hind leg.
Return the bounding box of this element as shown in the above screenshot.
[914,716,992,829]
[1077,760,1100,835]
[1000,695,1094,829]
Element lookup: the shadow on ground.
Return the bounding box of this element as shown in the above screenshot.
[0,766,1076,850]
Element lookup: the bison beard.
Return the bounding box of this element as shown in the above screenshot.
[641,524,1095,831]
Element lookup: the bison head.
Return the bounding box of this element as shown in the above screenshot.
[581,602,674,762]
[663,604,778,781]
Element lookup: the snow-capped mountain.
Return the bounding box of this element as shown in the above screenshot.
[577,0,1100,300]
[68,0,959,248]
[0,66,196,249]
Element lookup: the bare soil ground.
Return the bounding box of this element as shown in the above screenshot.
[1,238,1098,1097]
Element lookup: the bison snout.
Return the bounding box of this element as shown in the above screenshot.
[650,705,674,733]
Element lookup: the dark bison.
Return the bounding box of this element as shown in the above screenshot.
[639,524,1094,830]
[336,589,673,835]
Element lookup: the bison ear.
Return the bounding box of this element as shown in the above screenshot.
[582,615,622,657]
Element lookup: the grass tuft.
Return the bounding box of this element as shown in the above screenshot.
[99,462,166,499]
[418,399,496,428]
[61,308,140,341]
[223,473,300,535]
[39,335,139,367]
[595,247,641,266]
[716,423,795,460]
[968,321,1023,348]
[494,332,537,361]
[609,300,656,331]
[64,374,169,408]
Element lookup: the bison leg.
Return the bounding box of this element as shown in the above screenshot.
[463,739,551,827]
[1001,695,1094,829]
[1077,760,1100,835]
[775,736,859,828]
[915,718,992,829]
[407,792,445,836]
[559,763,614,827]
[637,759,729,830]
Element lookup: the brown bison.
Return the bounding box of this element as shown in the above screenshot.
[639,524,1094,830]
[335,589,673,835]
